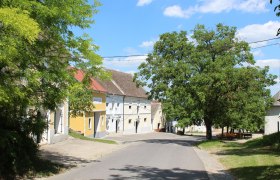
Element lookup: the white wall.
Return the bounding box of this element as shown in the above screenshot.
[106,95,124,133]
[265,106,280,135]
[123,97,152,134]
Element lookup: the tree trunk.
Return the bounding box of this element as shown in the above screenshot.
[221,127,224,138]
[183,127,185,134]
[205,119,212,140]
[226,126,229,133]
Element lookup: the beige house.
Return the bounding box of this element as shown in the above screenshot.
[40,101,69,144]
[265,91,280,135]
[151,101,165,131]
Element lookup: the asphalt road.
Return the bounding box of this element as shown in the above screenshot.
[48,133,209,180]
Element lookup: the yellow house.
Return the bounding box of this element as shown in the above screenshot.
[69,70,107,138]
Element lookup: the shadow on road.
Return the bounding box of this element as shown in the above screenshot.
[138,137,206,147]
[109,165,209,179]
[40,150,100,167]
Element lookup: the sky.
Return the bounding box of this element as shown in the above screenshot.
[77,0,280,95]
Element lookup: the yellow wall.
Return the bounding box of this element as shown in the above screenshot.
[92,92,106,111]
[69,115,84,134]
[69,91,107,137]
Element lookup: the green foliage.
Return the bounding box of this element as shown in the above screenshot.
[0,0,106,178]
[136,24,276,140]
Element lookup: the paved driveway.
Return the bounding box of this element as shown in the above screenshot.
[48,133,209,180]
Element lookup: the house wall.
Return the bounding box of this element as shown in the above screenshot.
[123,97,152,134]
[152,104,165,130]
[40,101,69,144]
[69,92,107,138]
[106,95,124,133]
[265,106,280,135]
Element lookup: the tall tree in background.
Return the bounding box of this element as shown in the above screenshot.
[0,0,107,178]
[135,24,276,140]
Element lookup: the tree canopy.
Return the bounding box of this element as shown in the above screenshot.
[135,24,276,140]
[0,0,106,178]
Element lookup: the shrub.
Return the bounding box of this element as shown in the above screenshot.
[262,132,280,150]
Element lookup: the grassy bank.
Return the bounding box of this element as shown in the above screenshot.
[197,133,280,179]
[69,130,117,144]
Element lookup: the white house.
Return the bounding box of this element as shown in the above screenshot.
[40,101,69,144]
[101,69,152,134]
[265,91,280,135]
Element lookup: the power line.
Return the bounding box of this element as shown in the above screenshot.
[248,37,280,44]
[102,37,280,59]
[251,43,280,49]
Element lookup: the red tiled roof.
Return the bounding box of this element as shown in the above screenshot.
[73,69,107,93]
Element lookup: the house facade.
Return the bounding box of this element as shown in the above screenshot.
[265,91,280,135]
[151,101,165,131]
[105,70,152,134]
[40,101,69,144]
[69,70,107,138]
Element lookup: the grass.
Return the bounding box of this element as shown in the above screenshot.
[69,130,117,144]
[197,134,280,180]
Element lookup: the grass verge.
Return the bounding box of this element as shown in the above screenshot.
[197,134,280,180]
[69,130,117,144]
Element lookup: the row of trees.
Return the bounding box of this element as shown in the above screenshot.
[0,0,107,178]
[135,24,276,140]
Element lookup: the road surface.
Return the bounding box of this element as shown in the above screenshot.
[48,133,209,180]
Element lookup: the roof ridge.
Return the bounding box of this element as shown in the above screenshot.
[111,79,125,95]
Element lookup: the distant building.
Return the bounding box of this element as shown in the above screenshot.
[69,69,107,138]
[265,91,280,135]
[106,70,152,134]
[151,101,165,131]
[96,76,125,134]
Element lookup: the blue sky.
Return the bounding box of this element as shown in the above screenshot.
[79,0,280,95]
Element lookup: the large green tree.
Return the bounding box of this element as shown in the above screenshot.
[135,24,276,140]
[0,0,107,178]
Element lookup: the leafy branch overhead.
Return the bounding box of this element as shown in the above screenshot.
[0,0,106,178]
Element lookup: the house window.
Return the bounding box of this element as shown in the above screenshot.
[88,118,92,129]
[106,103,109,107]
[129,119,132,124]
[144,118,147,122]
[129,106,131,109]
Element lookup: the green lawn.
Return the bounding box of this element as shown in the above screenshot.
[197,136,280,180]
[69,130,117,144]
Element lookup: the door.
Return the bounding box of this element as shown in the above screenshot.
[94,112,100,138]
[135,121,138,134]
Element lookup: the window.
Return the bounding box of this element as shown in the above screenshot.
[144,106,146,109]
[106,103,109,107]
[144,118,147,122]
[88,118,92,129]
[129,119,132,124]
[117,103,120,107]
[129,106,131,109]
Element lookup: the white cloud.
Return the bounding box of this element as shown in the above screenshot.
[139,40,155,48]
[237,21,280,48]
[163,0,268,18]
[137,0,153,6]
[103,55,148,68]
[255,59,280,69]
[163,5,194,18]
